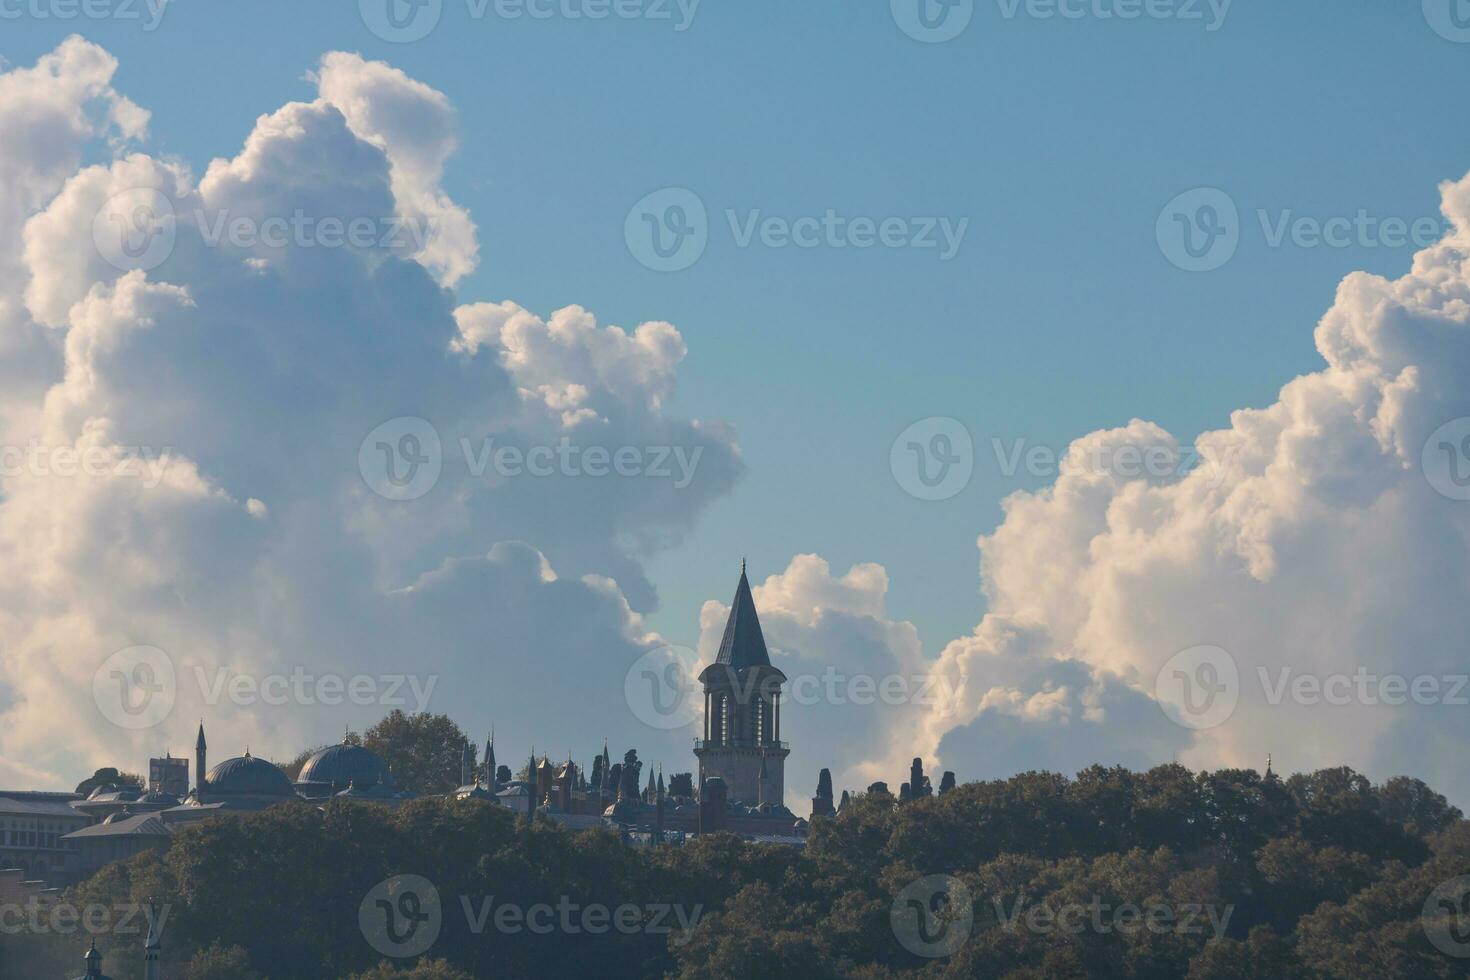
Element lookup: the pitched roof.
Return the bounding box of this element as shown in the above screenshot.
[63,814,171,840]
[715,566,772,669]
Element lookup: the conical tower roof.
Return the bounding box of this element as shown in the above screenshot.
[715,562,772,669]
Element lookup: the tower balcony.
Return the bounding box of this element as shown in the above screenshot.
[693,739,789,751]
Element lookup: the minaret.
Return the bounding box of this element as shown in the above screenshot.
[694,562,789,806]
[83,940,103,978]
[194,721,207,802]
[144,903,163,980]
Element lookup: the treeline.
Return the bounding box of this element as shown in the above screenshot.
[5,765,1470,978]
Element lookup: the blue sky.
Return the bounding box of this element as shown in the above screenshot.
[5,1,1470,800]
[4,1,1465,648]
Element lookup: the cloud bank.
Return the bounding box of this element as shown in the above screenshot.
[4,37,1470,815]
[0,41,738,787]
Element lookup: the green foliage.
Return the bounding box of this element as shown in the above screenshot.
[74,767,144,796]
[7,765,1469,979]
[361,709,475,796]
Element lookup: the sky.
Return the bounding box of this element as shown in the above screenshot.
[2,1,1470,809]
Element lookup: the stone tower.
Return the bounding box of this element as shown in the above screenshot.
[694,562,788,807]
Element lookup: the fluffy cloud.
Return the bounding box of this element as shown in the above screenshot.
[0,36,146,428]
[0,42,737,789]
[906,172,1470,804]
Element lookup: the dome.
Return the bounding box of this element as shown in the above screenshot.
[297,744,395,792]
[205,754,295,798]
[137,791,179,807]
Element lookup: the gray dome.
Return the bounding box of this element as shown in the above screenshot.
[297,744,395,791]
[206,754,294,797]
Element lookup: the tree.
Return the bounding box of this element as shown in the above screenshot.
[361,710,475,795]
[75,767,143,796]
[181,942,262,979]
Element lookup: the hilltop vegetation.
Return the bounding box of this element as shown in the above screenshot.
[5,765,1470,978]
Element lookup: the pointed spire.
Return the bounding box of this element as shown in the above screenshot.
[716,562,772,668]
[195,721,206,750]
